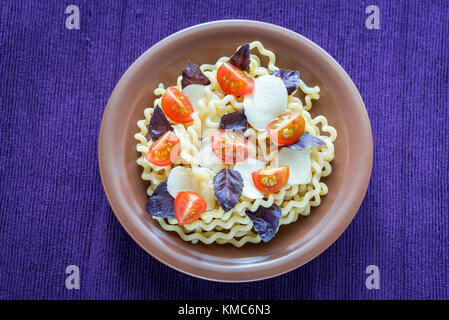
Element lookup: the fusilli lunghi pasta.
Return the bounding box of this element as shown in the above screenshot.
[134,41,337,247]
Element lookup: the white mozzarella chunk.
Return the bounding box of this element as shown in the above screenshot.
[167,166,216,209]
[233,158,266,199]
[277,148,312,185]
[243,75,288,130]
[182,84,206,113]
[195,138,221,170]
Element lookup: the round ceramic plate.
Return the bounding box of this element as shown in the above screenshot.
[99,20,372,282]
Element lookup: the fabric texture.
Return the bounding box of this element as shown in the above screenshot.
[0,0,448,299]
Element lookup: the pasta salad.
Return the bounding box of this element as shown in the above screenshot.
[134,41,337,247]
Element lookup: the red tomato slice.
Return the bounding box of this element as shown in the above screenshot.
[252,166,290,194]
[267,111,305,146]
[217,62,254,96]
[145,131,181,166]
[161,86,194,123]
[174,191,207,225]
[211,129,250,164]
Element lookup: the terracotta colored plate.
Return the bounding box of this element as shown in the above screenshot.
[99,20,372,282]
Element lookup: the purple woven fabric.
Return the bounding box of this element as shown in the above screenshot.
[0,0,448,299]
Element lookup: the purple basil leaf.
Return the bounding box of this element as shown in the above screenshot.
[272,69,300,95]
[181,61,211,89]
[145,181,175,218]
[246,204,282,242]
[229,43,250,72]
[218,110,247,131]
[286,132,326,151]
[147,105,173,141]
[213,168,243,212]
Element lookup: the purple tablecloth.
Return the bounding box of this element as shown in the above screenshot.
[0,0,448,299]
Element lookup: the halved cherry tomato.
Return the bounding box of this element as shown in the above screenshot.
[211,129,250,164]
[217,62,254,96]
[267,111,305,146]
[161,86,194,123]
[145,131,181,166]
[174,191,207,225]
[252,166,290,194]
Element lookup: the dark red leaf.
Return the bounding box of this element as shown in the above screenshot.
[285,132,326,151]
[145,181,175,218]
[272,69,300,95]
[229,43,250,72]
[246,204,282,242]
[218,110,247,131]
[147,105,173,141]
[181,61,210,89]
[213,168,243,212]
